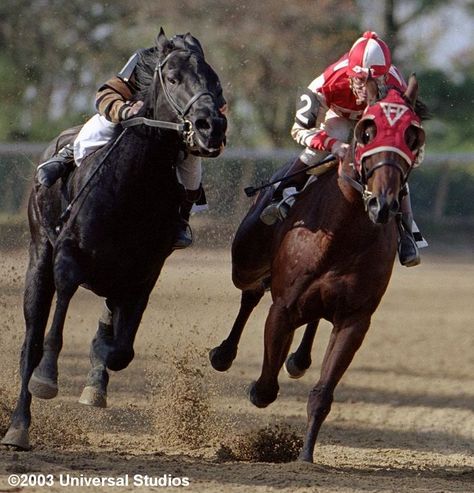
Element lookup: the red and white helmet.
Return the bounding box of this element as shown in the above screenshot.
[347,31,391,79]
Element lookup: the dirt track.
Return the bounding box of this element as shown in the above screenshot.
[0,247,473,492]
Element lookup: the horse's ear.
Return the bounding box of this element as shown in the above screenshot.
[183,32,205,57]
[156,27,173,58]
[366,72,378,106]
[404,73,419,107]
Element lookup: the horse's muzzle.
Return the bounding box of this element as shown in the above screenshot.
[190,113,227,157]
[367,194,400,224]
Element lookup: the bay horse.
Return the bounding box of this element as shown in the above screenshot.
[2,30,226,450]
[210,76,426,462]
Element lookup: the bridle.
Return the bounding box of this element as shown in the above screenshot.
[122,48,216,149]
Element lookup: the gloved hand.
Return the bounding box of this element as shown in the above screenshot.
[121,100,144,120]
[331,140,350,160]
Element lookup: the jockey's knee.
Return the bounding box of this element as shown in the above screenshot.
[74,114,119,166]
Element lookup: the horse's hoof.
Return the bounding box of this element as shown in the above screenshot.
[28,372,58,399]
[209,345,236,372]
[284,353,309,379]
[1,426,30,450]
[247,381,276,408]
[78,386,107,408]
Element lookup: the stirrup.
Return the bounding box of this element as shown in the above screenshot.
[398,231,420,267]
[260,187,298,225]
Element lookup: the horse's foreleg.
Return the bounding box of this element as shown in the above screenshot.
[78,302,112,408]
[285,320,319,379]
[2,241,55,450]
[28,262,79,399]
[209,286,265,372]
[92,293,150,373]
[249,301,294,408]
[299,317,370,463]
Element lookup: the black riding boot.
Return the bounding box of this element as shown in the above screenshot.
[37,144,75,188]
[173,187,202,250]
[260,157,309,225]
[397,191,420,267]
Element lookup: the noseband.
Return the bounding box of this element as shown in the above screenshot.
[122,48,216,148]
[341,143,412,211]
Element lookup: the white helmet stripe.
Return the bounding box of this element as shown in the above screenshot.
[363,39,388,68]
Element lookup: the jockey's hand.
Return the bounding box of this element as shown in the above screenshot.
[122,100,144,120]
[331,140,350,160]
[219,103,228,115]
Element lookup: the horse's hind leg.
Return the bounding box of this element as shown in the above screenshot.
[299,317,370,463]
[209,286,265,371]
[2,239,55,450]
[79,302,113,408]
[285,321,319,379]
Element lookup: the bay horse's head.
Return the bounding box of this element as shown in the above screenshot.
[351,75,426,224]
[136,28,227,158]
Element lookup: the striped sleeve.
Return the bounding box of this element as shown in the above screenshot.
[290,123,335,151]
[95,76,135,123]
[291,75,330,150]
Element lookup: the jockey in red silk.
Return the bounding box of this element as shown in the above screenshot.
[261,31,425,267]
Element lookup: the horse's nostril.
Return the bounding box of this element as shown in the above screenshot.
[390,199,400,213]
[195,119,210,131]
[367,197,379,213]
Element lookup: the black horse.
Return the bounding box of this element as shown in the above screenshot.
[2,29,227,450]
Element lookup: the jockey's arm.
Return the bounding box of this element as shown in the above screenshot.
[95,75,142,123]
[290,87,335,152]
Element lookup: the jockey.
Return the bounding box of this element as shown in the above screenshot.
[37,37,227,249]
[260,31,424,267]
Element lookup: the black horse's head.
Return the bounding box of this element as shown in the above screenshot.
[135,28,227,158]
[351,75,427,224]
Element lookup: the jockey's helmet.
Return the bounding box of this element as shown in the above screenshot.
[347,31,391,79]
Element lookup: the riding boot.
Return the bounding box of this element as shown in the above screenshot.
[37,144,75,188]
[260,157,308,225]
[397,189,420,267]
[173,187,202,250]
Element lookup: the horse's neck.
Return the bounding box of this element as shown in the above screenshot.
[95,129,177,183]
[70,128,181,217]
[323,168,391,245]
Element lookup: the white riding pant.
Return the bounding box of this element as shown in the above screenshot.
[73,114,202,191]
[300,110,355,165]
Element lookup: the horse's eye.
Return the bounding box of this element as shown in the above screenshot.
[167,76,177,85]
[357,122,376,145]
